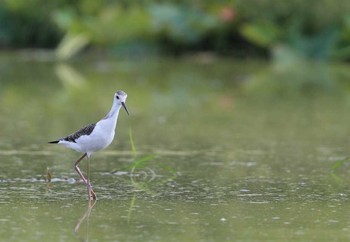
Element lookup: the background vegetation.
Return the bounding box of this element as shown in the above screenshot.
[1,0,350,61]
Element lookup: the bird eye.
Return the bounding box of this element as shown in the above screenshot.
[116,96,120,100]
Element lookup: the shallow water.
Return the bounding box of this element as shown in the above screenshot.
[1,53,350,241]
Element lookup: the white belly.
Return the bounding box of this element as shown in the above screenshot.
[59,119,116,155]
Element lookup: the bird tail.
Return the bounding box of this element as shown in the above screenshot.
[48,140,59,144]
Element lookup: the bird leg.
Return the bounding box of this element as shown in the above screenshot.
[74,153,87,183]
[86,156,96,200]
[86,179,96,201]
[74,153,96,200]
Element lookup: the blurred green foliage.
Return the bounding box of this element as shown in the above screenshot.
[1,0,350,61]
[0,0,66,48]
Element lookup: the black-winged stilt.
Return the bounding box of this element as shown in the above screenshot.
[49,90,129,200]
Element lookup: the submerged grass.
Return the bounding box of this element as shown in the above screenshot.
[129,127,155,174]
[129,128,137,159]
[126,127,177,222]
[128,127,176,179]
[331,157,350,173]
[127,127,156,222]
[331,157,350,182]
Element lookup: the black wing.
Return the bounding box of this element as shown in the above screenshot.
[49,123,96,143]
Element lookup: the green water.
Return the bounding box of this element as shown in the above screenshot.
[1,53,350,241]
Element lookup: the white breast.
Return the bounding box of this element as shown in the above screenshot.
[59,119,117,155]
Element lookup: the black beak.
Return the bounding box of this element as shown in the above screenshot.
[122,102,129,115]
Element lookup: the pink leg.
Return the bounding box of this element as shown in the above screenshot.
[86,156,96,200]
[74,153,87,183]
[74,153,96,200]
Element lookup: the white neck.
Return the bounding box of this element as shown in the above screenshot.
[103,98,121,123]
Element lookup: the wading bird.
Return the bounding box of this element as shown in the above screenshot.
[49,91,129,200]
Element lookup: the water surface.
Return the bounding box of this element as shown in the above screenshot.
[1,54,350,241]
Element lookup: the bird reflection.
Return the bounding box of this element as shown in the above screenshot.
[74,200,96,241]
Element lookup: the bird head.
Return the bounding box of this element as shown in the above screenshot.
[115,90,129,115]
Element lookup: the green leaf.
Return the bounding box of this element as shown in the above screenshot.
[240,22,280,47]
[131,155,156,169]
[331,157,350,173]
